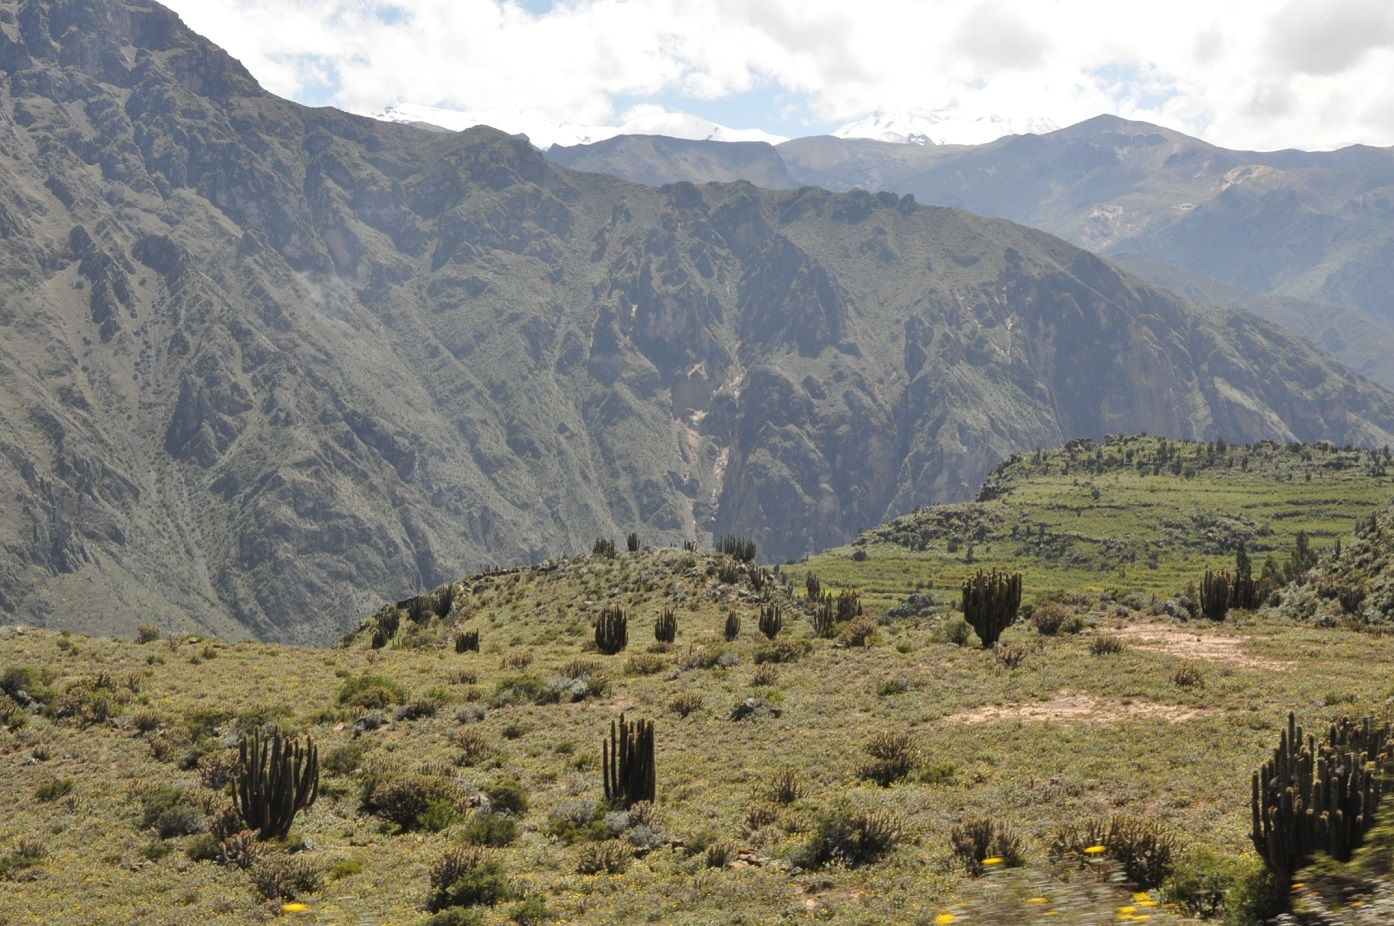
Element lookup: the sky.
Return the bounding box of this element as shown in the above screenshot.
[159,0,1394,152]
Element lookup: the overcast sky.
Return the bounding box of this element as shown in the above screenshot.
[160,0,1394,151]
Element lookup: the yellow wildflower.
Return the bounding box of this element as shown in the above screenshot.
[1084,845,1107,855]
[936,914,956,925]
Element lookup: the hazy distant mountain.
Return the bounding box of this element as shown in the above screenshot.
[370,102,787,150]
[831,111,1060,146]
[546,135,798,189]
[5,0,1394,644]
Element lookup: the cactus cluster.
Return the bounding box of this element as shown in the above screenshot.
[603,714,655,809]
[960,568,1022,647]
[1251,712,1394,879]
[724,611,741,642]
[233,726,319,841]
[758,605,782,640]
[654,608,677,644]
[626,532,639,553]
[718,535,756,563]
[454,630,479,653]
[595,606,628,655]
[592,537,616,558]
[1201,567,1231,621]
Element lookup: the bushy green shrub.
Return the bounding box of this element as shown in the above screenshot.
[795,803,904,869]
[484,778,529,817]
[460,813,519,847]
[363,772,465,830]
[429,846,510,910]
[336,674,405,709]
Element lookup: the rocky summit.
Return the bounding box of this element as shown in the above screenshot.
[3,0,1394,643]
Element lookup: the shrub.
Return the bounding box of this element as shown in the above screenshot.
[857,732,921,787]
[705,839,739,868]
[135,623,163,644]
[34,778,74,802]
[1172,664,1205,689]
[769,769,803,805]
[1089,634,1125,655]
[751,663,778,687]
[455,703,487,724]
[1050,815,1177,890]
[994,642,1026,668]
[838,617,878,647]
[429,846,510,910]
[576,840,631,874]
[937,617,973,647]
[249,852,323,901]
[669,692,703,718]
[796,803,904,869]
[460,813,519,847]
[1031,601,1081,635]
[337,674,405,709]
[322,742,368,778]
[950,817,1025,875]
[752,639,812,664]
[364,773,465,830]
[0,836,47,880]
[394,699,441,721]
[485,777,529,817]
[454,728,494,767]
[624,654,665,676]
[426,909,485,926]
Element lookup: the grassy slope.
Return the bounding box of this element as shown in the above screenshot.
[799,435,1394,613]
[3,531,1394,923]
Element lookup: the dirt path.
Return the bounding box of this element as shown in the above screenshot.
[945,691,1208,725]
[1108,624,1294,671]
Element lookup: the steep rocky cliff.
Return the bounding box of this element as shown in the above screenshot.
[3,0,1393,642]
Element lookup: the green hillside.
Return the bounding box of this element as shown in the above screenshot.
[5,511,1394,923]
[799,435,1394,614]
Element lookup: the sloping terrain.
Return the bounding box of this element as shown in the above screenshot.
[549,121,1394,388]
[4,0,1394,643]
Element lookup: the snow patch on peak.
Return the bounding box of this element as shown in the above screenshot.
[833,111,1059,146]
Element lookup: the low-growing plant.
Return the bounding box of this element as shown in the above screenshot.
[576,839,632,874]
[951,816,1025,876]
[34,777,74,802]
[994,641,1026,668]
[839,616,878,647]
[796,803,904,869]
[857,731,921,786]
[753,638,812,664]
[337,674,405,709]
[624,653,665,676]
[363,772,465,830]
[429,845,511,910]
[485,777,529,817]
[454,728,494,767]
[705,838,739,868]
[460,812,519,847]
[249,851,323,901]
[1089,634,1126,655]
[669,691,703,717]
[1050,814,1178,889]
[769,769,803,805]
[1172,664,1205,688]
[936,616,974,647]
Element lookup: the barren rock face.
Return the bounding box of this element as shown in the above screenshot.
[1,0,1392,642]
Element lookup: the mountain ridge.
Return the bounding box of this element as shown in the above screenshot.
[3,0,1394,645]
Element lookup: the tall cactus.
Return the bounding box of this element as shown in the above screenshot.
[961,568,1022,647]
[654,607,677,644]
[595,606,628,654]
[757,605,782,640]
[724,610,741,642]
[233,725,319,841]
[1201,568,1231,621]
[603,714,655,809]
[1251,713,1394,881]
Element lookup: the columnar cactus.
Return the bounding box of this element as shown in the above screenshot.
[1251,713,1394,881]
[961,568,1022,647]
[724,611,741,642]
[233,725,319,841]
[654,607,677,644]
[757,605,782,640]
[595,606,628,655]
[603,714,655,809]
[1201,568,1231,621]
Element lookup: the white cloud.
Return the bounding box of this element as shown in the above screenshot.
[159,0,1394,150]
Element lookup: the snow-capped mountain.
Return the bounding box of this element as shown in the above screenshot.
[368,103,787,150]
[832,111,1059,146]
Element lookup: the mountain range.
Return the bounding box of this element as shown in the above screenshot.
[4,0,1394,644]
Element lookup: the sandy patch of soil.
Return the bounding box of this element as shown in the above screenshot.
[946,691,1207,725]
[1109,624,1294,671]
